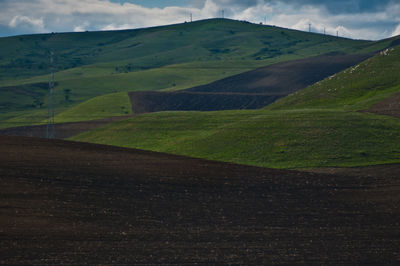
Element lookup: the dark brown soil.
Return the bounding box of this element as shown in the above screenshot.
[1,136,399,264]
[129,53,373,113]
[306,163,400,178]
[129,91,281,113]
[187,53,373,94]
[364,91,400,118]
[0,115,131,139]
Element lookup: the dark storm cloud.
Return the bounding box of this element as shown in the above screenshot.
[213,0,259,6]
[213,0,392,13]
[282,0,392,14]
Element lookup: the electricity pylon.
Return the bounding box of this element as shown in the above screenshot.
[46,51,55,139]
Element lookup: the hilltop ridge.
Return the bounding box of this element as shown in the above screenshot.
[0,18,382,128]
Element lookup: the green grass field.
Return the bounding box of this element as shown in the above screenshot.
[55,92,132,123]
[71,109,400,169]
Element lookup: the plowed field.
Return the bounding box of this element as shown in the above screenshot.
[1,136,399,264]
[128,53,372,114]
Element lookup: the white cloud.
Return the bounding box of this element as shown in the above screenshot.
[9,15,45,31]
[0,0,398,40]
[102,23,134,31]
[392,24,400,37]
[267,3,399,40]
[73,25,85,32]
[230,2,273,22]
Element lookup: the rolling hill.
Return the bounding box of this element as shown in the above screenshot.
[3,18,400,265]
[70,44,400,169]
[1,19,400,169]
[268,45,400,111]
[128,52,373,113]
[0,18,392,128]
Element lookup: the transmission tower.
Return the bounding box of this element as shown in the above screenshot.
[222,9,225,19]
[46,51,55,139]
[309,23,311,32]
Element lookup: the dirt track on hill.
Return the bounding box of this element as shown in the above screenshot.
[129,53,373,113]
[1,136,399,264]
[364,91,400,118]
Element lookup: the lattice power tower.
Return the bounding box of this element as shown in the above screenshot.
[46,51,55,139]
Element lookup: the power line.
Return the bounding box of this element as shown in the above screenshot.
[46,51,55,139]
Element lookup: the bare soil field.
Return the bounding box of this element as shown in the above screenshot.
[307,163,400,178]
[129,91,281,114]
[1,136,399,264]
[0,115,131,139]
[128,53,372,113]
[187,53,372,94]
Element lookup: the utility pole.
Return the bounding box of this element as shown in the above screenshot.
[324,27,326,35]
[190,13,192,22]
[264,15,267,25]
[309,23,311,33]
[222,9,224,19]
[46,51,55,139]
[337,30,339,38]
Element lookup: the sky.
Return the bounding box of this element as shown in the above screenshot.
[0,0,399,40]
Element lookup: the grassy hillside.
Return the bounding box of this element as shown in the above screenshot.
[71,109,400,169]
[3,19,400,169]
[0,18,385,126]
[71,43,400,169]
[268,45,400,111]
[55,92,132,123]
[0,19,374,81]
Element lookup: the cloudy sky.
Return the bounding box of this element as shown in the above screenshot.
[0,0,399,40]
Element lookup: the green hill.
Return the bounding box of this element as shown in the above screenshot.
[268,45,400,111]
[70,44,400,169]
[71,109,400,169]
[3,19,400,169]
[0,19,376,81]
[0,18,388,127]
